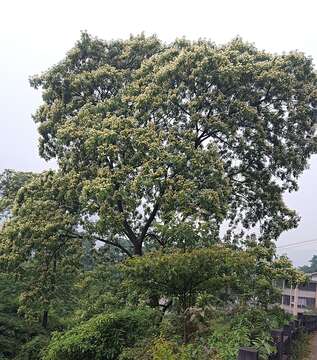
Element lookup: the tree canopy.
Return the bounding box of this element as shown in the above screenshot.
[24,32,317,258]
[300,254,317,273]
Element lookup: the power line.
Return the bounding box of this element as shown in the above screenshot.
[277,238,317,250]
[278,239,317,250]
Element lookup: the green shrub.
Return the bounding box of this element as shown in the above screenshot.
[208,324,251,360]
[206,306,290,360]
[150,338,176,360]
[231,306,290,337]
[290,330,311,360]
[120,337,211,360]
[0,273,46,360]
[43,308,158,360]
[15,335,50,360]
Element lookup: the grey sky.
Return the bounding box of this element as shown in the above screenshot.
[0,0,316,266]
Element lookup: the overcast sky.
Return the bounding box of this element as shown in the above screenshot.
[0,0,316,266]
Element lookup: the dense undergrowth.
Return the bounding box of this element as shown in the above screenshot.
[0,249,298,360]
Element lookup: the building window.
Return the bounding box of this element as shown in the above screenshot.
[298,283,317,292]
[282,295,290,305]
[298,297,316,309]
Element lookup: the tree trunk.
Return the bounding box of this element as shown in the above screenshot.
[133,242,142,256]
[42,310,48,329]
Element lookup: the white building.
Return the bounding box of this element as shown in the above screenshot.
[280,272,317,316]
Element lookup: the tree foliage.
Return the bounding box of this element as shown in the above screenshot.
[27,33,317,257]
[299,254,317,273]
[0,170,35,220]
[128,39,317,241]
[121,246,252,312]
[122,244,306,310]
[121,244,305,343]
[241,242,307,307]
[43,308,159,360]
[0,273,47,360]
[0,171,82,327]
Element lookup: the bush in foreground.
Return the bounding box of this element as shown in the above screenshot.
[43,308,158,360]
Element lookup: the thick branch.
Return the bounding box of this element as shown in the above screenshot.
[145,232,166,247]
[117,200,138,244]
[140,202,160,241]
[173,101,191,116]
[68,232,133,258]
[140,179,168,242]
[106,158,138,246]
[93,234,133,257]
